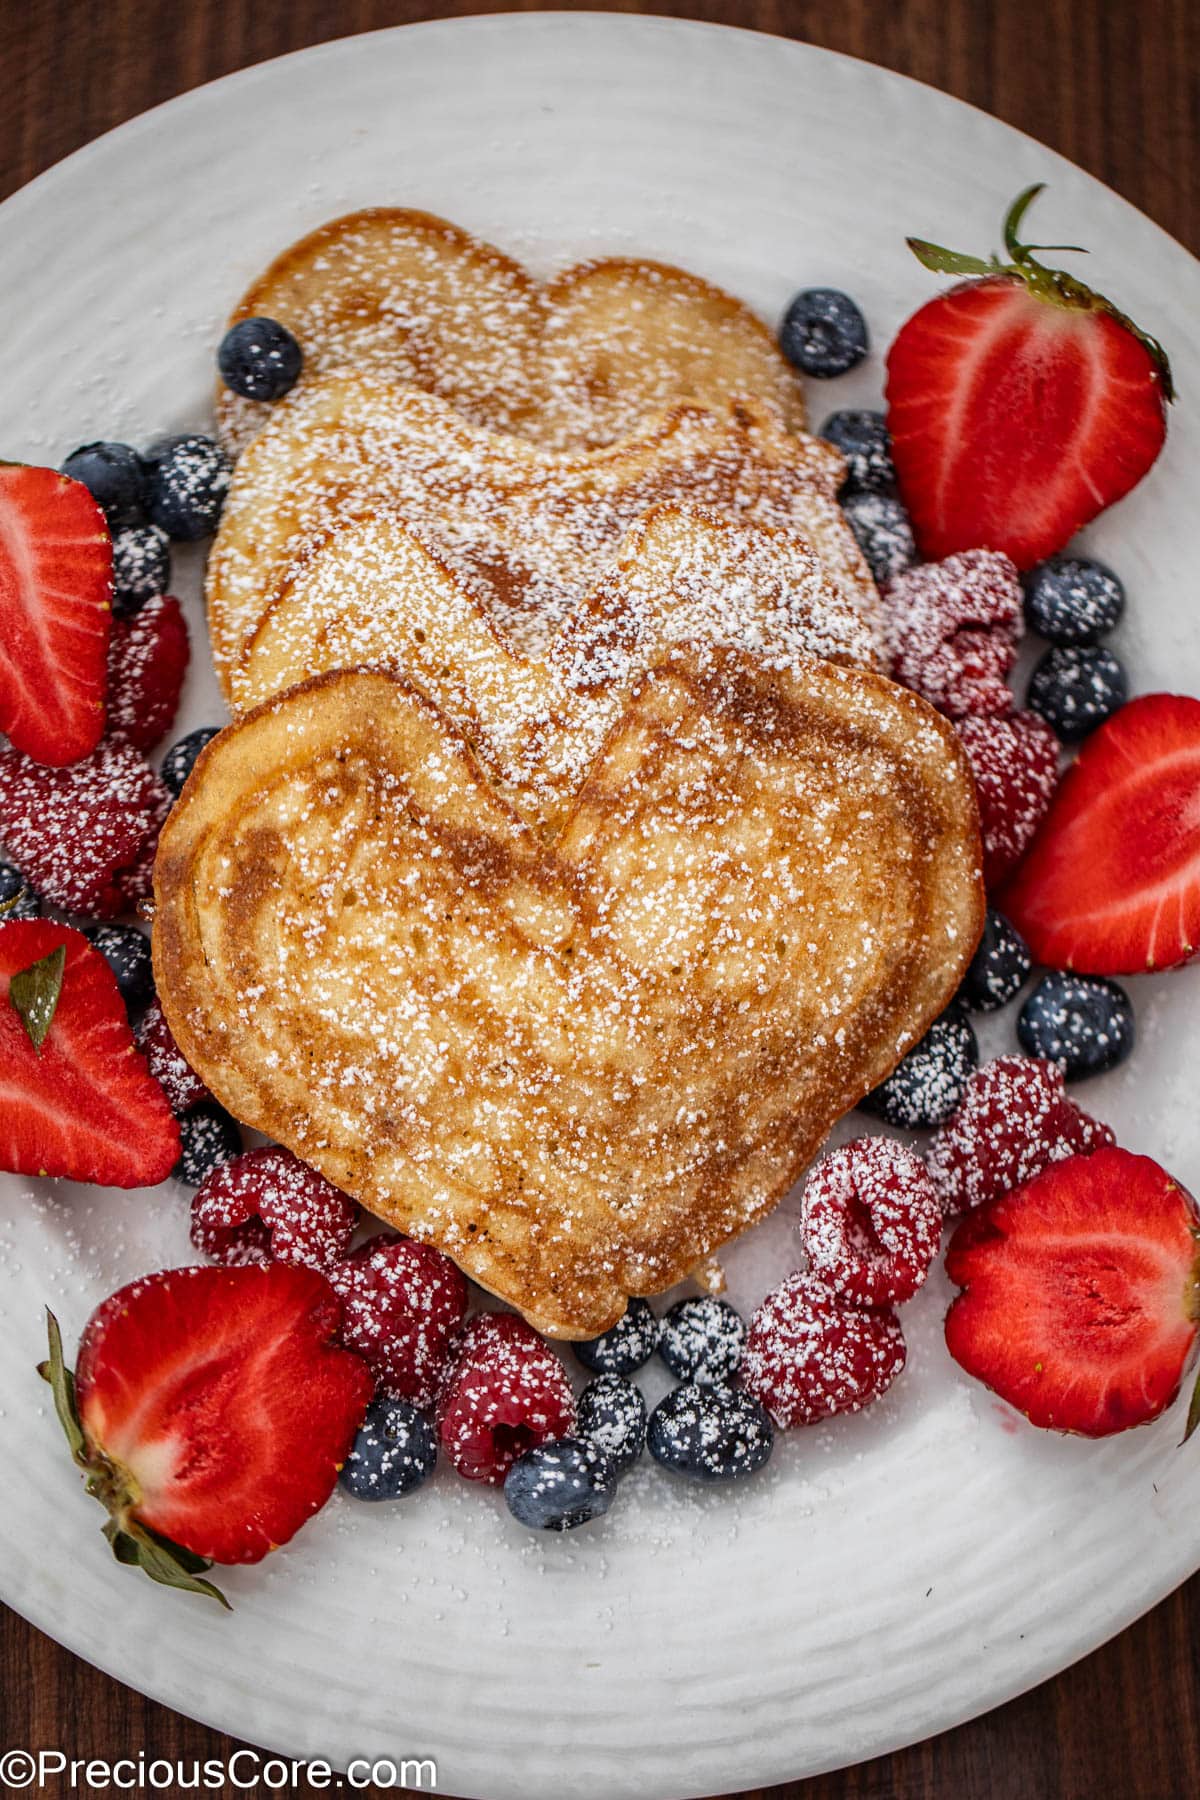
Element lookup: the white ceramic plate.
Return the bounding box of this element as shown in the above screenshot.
[2,15,1198,1797]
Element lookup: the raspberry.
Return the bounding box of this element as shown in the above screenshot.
[435,1311,576,1483]
[106,593,190,753]
[800,1136,942,1305]
[191,1145,358,1270]
[329,1234,468,1411]
[136,997,211,1113]
[883,550,1022,719]
[927,1055,1117,1216]
[739,1274,906,1429]
[0,740,170,917]
[957,711,1060,887]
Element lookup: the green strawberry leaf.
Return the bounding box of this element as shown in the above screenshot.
[906,238,998,278]
[10,945,66,1052]
[123,1520,230,1610]
[38,1308,88,1466]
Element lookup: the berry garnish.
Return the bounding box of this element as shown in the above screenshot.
[84,924,154,1017]
[956,710,1060,888]
[958,907,1032,1012]
[1027,644,1128,742]
[61,442,148,528]
[573,1296,659,1375]
[883,550,1023,719]
[160,726,221,798]
[191,1145,358,1270]
[1017,971,1136,1080]
[136,996,212,1113]
[0,464,111,766]
[860,1005,978,1129]
[841,490,916,586]
[1002,694,1200,973]
[0,862,40,921]
[944,1147,1200,1438]
[739,1274,906,1428]
[504,1437,617,1531]
[174,1102,242,1186]
[435,1311,575,1485]
[780,287,868,377]
[800,1137,942,1306]
[647,1383,774,1481]
[818,409,895,493]
[105,592,190,753]
[338,1394,438,1501]
[328,1234,467,1410]
[0,921,178,1186]
[42,1263,372,1599]
[145,435,232,541]
[218,317,304,401]
[0,740,170,918]
[1022,555,1125,647]
[657,1296,746,1386]
[887,184,1171,568]
[110,523,170,617]
[926,1054,1115,1216]
[576,1374,647,1476]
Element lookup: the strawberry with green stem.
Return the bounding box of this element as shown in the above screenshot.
[886,185,1173,568]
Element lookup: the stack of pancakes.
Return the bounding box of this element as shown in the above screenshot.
[154,210,984,1337]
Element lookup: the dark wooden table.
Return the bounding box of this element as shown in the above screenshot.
[2,2,1198,1795]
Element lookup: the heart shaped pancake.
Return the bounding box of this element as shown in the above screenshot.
[153,651,983,1338]
[215,207,806,456]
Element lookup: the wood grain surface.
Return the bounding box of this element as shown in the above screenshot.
[1,2,1198,1796]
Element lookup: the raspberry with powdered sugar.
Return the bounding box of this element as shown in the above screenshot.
[801,1136,942,1306]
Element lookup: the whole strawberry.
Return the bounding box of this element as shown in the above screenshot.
[41,1264,373,1604]
[886,186,1172,568]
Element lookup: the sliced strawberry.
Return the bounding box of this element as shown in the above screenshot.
[106,593,189,753]
[0,739,170,918]
[0,465,112,766]
[945,1146,1200,1437]
[1003,694,1200,973]
[51,1264,372,1587]
[886,187,1171,569]
[0,919,178,1186]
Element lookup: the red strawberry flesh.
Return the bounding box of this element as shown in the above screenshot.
[945,1146,1200,1436]
[887,277,1167,569]
[74,1263,373,1564]
[0,465,112,766]
[1003,693,1200,973]
[0,919,178,1186]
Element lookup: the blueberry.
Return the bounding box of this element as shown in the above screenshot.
[1022,556,1125,647]
[779,288,868,378]
[0,862,40,921]
[218,316,304,402]
[841,491,916,586]
[1017,972,1135,1080]
[111,523,170,617]
[173,1103,242,1186]
[85,924,154,1016]
[959,909,1032,1013]
[61,441,148,528]
[145,434,232,541]
[658,1296,746,1386]
[818,410,895,494]
[339,1395,437,1500]
[161,727,221,799]
[576,1375,647,1475]
[861,1005,979,1128]
[573,1296,659,1374]
[1027,645,1128,743]
[503,1437,617,1531]
[647,1384,773,1483]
